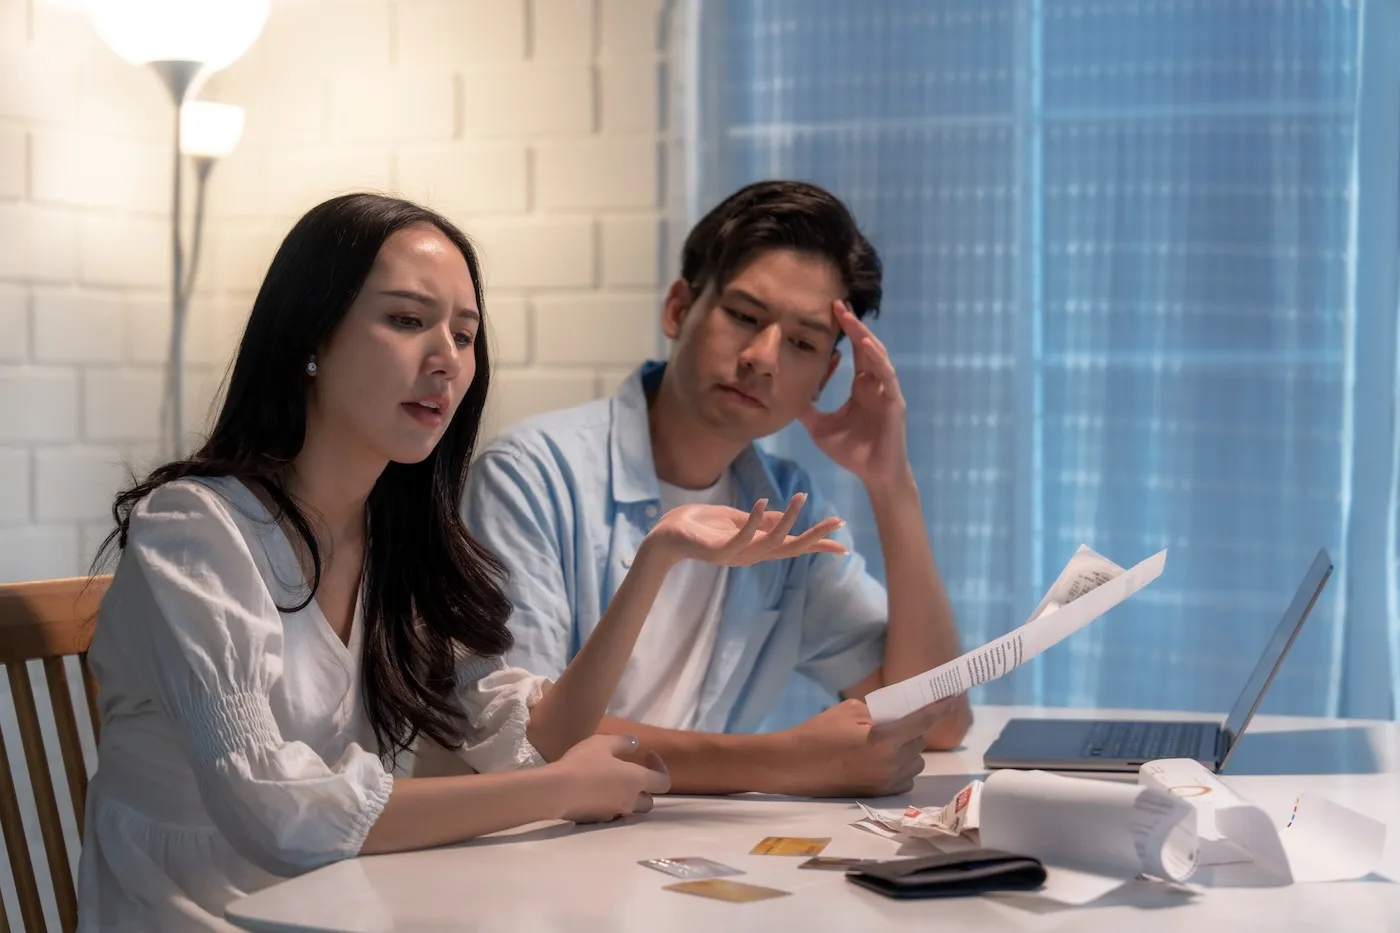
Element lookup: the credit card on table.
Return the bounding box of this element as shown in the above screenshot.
[751,836,831,857]
[638,857,744,880]
[665,879,791,903]
[798,856,883,871]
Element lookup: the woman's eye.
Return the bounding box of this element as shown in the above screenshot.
[391,314,421,329]
[792,339,816,353]
[454,332,475,348]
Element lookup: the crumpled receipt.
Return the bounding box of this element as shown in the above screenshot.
[856,780,982,841]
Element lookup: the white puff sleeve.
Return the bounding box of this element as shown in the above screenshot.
[118,480,394,877]
[448,654,552,772]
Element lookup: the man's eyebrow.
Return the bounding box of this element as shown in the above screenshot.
[792,314,837,337]
[723,287,769,312]
[381,289,480,321]
[723,287,837,336]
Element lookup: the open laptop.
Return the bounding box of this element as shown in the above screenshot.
[982,548,1333,774]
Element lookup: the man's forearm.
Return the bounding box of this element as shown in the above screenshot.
[867,469,972,748]
[598,716,792,795]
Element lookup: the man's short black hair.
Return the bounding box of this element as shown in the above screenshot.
[680,180,883,323]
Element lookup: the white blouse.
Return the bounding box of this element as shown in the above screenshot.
[77,476,550,932]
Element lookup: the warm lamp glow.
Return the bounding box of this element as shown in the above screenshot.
[89,0,270,71]
[180,101,244,158]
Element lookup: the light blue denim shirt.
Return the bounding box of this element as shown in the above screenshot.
[464,361,887,734]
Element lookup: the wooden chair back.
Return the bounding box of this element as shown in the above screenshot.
[0,576,108,933]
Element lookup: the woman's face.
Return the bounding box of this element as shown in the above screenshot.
[306,224,481,466]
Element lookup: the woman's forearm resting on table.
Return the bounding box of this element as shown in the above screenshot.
[360,769,570,855]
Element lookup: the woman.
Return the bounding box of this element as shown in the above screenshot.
[78,193,843,931]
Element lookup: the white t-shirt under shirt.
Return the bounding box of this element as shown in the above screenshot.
[605,470,734,730]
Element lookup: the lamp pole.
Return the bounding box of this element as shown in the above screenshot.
[89,2,268,455]
[148,61,203,459]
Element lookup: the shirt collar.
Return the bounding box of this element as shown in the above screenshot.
[609,361,782,507]
[609,361,664,504]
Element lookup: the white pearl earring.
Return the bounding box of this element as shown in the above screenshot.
[306,358,317,375]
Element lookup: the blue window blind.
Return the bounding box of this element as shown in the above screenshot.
[689,0,1400,725]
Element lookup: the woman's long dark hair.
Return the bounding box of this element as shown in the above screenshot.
[96,193,512,767]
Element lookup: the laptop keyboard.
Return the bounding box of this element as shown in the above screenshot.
[1079,721,1210,761]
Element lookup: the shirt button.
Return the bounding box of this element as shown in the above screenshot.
[644,504,658,518]
[622,555,634,568]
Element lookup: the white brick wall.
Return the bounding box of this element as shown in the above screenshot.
[0,203,79,281]
[460,64,594,137]
[486,295,531,365]
[31,130,166,211]
[0,368,80,442]
[33,445,131,522]
[78,212,167,288]
[601,213,662,286]
[534,138,658,209]
[32,289,125,363]
[533,293,658,365]
[486,368,597,432]
[470,216,595,289]
[0,526,79,582]
[532,0,595,61]
[0,448,28,524]
[85,369,163,442]
[396,143,530,214]
[0,283,27,361]
[2,0,672,589]
[0,125,24,199]
[396,0,525,66]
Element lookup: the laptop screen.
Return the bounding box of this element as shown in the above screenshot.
[1220,549,1333,750]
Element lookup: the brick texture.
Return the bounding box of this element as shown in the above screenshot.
[2,0,669,583]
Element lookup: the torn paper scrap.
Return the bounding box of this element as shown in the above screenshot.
[866,546,1167,724]
[850,801,983,854]
[852,802,904,839]
[853,782,983,840]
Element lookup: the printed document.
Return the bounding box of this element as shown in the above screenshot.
[866,545,1168,723]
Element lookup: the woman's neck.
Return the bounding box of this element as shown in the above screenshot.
[285,419,384,545]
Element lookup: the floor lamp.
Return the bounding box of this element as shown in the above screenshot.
[89,0,269,458]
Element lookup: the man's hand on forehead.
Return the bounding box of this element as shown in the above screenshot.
[797,301,911,488]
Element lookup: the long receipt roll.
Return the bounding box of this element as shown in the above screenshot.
[981,769,1198,905]
[866,546,1167,723]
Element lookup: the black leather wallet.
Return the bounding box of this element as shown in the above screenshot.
[845,849,1047,899]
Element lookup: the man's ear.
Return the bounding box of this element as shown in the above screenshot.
[815,348,842,400]
[661,279,695,340]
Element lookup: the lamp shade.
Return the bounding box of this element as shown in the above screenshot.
[180,101,244,158]
[89,0,270,71]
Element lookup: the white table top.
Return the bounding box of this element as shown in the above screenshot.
[227,706,1400,933]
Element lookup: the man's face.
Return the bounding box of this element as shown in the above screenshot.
[663,248,844,443]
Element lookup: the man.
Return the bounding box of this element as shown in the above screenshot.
[445,181,970,796]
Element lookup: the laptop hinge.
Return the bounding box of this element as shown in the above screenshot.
[1215,726,1233,766]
